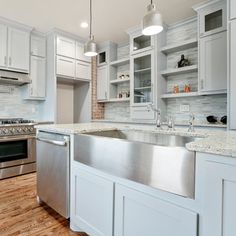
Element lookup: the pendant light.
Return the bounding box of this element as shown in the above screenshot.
[84,0,98,57]
[142,0,163,36]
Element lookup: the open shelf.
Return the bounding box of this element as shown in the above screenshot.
[110,57,130,66]
[110,78,130,84]
[161,65,198,77]
[161,92,199,99]
[161,38,198,54]
[134,68,151,74]
[108,98,130,102]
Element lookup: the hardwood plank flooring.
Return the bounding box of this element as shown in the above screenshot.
[0,173,88,236]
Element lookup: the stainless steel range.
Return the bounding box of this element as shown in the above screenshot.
[0,118,36,179]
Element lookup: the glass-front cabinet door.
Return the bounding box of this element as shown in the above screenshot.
[199,1,226,37]
[131,50,154,106]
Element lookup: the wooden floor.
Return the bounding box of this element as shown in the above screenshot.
[0,173,87,236]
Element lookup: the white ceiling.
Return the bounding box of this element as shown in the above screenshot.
[0,0,203,44]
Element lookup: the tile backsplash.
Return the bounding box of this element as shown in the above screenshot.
[0,85,43,120]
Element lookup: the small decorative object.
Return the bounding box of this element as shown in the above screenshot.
[177,54,190,68]
[173,85,179,94]
[206,115,218,124]
[127,91,130,98]
[220,116,227,125]
[184,84,191,93]
[118,92,122,98]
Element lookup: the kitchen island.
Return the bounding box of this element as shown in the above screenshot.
[36,123,236,236]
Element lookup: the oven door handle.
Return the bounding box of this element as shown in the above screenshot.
[37,137,68,147]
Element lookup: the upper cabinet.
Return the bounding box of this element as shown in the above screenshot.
[130,33,154,55]
[230,0,236,20]
[57,36,76,58]
[0,24,7,68]
[31,35,46,58]
[198,0,227,37]
[7,27,30,73]
[0,23,30,73]
[199,31,227,93]
[97,66,108,101]
[75,60,91,81]
[76,42,91,63]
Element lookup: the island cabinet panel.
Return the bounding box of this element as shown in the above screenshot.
[70,167,114,236]
[201,158,236,236]
[114,184,198,236]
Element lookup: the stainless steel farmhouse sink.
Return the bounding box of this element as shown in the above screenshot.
[74,130,200,199]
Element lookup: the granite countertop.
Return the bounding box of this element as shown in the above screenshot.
[36,122,236,158]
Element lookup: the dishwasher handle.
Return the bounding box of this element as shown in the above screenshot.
[37,137,69,147]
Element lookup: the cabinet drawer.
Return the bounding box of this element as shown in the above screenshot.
[75,60,91,81]
[56,56,75,78]
[115,184,198,236]
[131,106,155,120]
[31,35,46,58]
[57,36,75,58]
[76,42,91,62]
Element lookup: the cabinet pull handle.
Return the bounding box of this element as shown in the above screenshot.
[4,56,7,66]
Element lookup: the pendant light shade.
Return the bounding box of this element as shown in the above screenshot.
[84,0,98,57]
[142,1,163,36]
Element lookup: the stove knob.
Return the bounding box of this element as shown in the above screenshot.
[17,128,22,133]
[29,127,34,132]
[11,128,16,134]
[3,128,9,134]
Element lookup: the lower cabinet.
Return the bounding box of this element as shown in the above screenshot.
[70,167,114,236]
[201,158,236,236]
[114,184,198,236]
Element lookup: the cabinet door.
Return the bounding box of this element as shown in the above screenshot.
[75,60,91,81]
[57,36,75,58]
[30,56,46,98]
[230,20,236,129]
[76,42,91,62]
[0,24,8,68]
[199,32,227,93]
[230,0,236,20]
[56,56,75,78]
[31,35,46,58]
[70,167,114,236]
[115,184,197,236]
[97,66,108,101]
[8,27,30,72]
[199,1,227,37]
[202,160,236,236]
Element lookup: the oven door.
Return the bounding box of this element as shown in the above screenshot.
[0,136,36,168]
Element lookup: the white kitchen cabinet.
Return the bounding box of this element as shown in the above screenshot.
[230,0,236,20]
[114,184,197,236]
[0,24,7,68]
[200,155,236,236]
[70,167,114,236]
[97,66,108,101]
[76,42,91,62]
[31,35,46,58]
[75,60,91,81]
[229,20,236,129]
[197,0,227,38]
[7,27,30,73]
[57,36,75,58]
[56,56,75,78]
[199,31,227,93]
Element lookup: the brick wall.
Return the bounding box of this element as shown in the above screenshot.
[91,57,105,119]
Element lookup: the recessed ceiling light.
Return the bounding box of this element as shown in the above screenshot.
[80,22,88,28]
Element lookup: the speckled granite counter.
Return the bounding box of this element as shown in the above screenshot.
[186,131,236,157]
[36,122,236,158]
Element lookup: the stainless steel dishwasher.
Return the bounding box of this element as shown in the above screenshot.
[36,131,70,218]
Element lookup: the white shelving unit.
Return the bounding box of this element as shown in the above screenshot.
[134,68,151,74]
[110,78,130,84]
[110,57,129,66]
[161,38,198,54]
[161,92,199,99]
[108,98,130,102]
[161,65,198,77]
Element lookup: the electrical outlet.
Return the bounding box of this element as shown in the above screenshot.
[180,104,190,112]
